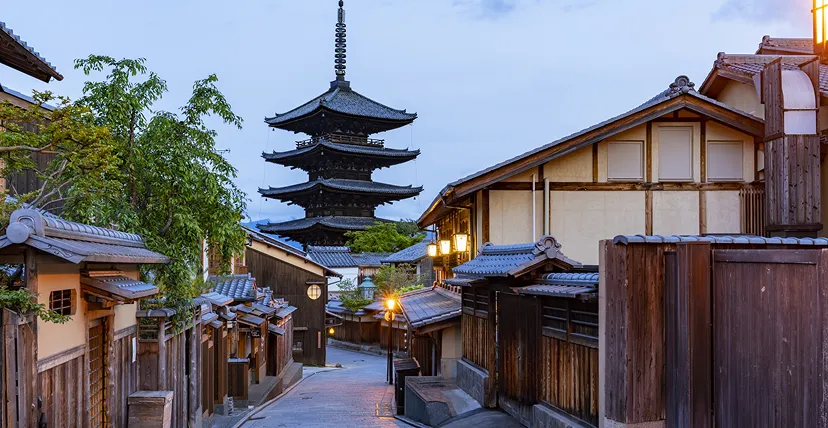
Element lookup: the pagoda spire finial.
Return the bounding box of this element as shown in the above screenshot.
[334,0,347,80]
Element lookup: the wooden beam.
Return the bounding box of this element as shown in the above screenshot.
[592,143,599,183]
[646,122,653,183]
[699,191,707,235]
[700,120,707,183]
[486,181,757,192]
[645,190,653,235]
[482,190,490,244]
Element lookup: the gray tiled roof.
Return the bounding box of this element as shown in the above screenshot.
[704,53,828,98]
[274,305,297,319]
[515,272,599,299]
[382,241,428,264]
[268,324,287,335]
[452,236,579,278]
[0,22,62,81]
[209,273,257,302]
[0,208,169,264]
[399,287,461,329]
[352,252,391,267]
[613,234,828,246]
[307,246,358,268]
[265,85,417,125]
[263,140,420,162]
[237,313,265,327]
[80,274,159,301]
[443,276,484,287]
[259,179,422,199]
[201,291,233,307]
[258,216,390,234]
[0,84,55,110]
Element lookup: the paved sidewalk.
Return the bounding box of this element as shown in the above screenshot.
[237,347,407,427]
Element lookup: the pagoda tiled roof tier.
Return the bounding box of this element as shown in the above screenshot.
[258,216,392,246]
[263,139,420,170]
[264,79,417,136]
[259,178,423,205]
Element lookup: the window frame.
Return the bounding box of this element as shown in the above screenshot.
[606,140,645,182]
[706,140,744,182]
[541,296,598,348]
[49,289,74,316]
[657,126,694,182]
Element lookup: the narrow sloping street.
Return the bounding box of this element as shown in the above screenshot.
[238,347,407,427]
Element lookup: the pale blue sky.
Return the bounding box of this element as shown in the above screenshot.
[1,0,809,224]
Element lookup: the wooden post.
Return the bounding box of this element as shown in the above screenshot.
[105,315,115,426]
[23,248,37,428]
[187,323,199,427]
[2,310,18,428]
[665,242,712,428]
[157,319,167,390]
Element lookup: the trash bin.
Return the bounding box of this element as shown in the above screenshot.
[394,358,421,415]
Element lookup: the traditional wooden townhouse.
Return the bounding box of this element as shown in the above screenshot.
[0,207,170,428]
[204,227,339,367]
[381,241,435,285]
[418,75,766,270]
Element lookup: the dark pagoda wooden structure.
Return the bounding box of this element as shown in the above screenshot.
[258,1,422,247]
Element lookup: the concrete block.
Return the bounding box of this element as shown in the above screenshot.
[532,403,592,428]
[456,359,496,408]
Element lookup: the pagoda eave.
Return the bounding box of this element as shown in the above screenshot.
[265,108,416,136]
[258,216,393,246]
[262,143,419,170]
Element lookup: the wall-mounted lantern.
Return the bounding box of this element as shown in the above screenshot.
[815,0,827,57]
[439,239,451,255]
[453,233,469,253]
[427,242,438,258]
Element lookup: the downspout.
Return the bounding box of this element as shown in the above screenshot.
[543,178,550,235]
[532,173,537,241]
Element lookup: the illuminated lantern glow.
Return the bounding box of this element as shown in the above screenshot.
[453,233,469,253]
[386,298,396,311]
[439,239,451,255]
[815,0,827,56]
[427,243,438,258]
[328,327,335,335]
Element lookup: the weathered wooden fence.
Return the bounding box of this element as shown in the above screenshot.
[1,309,36,428]
[605,237,828,428]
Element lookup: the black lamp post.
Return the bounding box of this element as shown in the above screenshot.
[385,298,396,385]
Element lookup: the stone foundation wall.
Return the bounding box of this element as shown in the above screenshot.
[456,359,496,408]
[532,403,593,428]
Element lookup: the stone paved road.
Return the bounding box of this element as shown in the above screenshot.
[238,347,407,427]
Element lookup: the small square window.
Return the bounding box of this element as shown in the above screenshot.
[607,141,644,181]
[707,141,743,182]
[49,289,73,316]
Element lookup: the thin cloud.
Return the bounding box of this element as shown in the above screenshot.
[712,0,810,25]
[453,0,598,19]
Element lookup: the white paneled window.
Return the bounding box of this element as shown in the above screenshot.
[707,141,743,182]
[658,127,693,181]
[607,141,644,181]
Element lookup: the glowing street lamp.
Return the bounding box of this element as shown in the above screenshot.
[385,297,397,385]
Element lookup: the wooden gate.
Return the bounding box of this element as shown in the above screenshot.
[497,292,540,422]
[711,249,825,428]
[88,320,107,428]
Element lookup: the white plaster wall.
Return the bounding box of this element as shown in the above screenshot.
[549,191,645,265]
[489,190,543,245]
[542,146,593,182]
[706,191,741,234]
[718,81,764,119]
[440,325,462,379]
[475,192,484,250]
[37,262,85,359]
[653,191,700,236]
[114,303,138,331]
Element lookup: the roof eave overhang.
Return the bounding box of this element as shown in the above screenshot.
[0,32,63,82]
[266,106,416,134]
[447,96,764,203]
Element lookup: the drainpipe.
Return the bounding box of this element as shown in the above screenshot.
[532,173,537,241]
[543,178,550,235]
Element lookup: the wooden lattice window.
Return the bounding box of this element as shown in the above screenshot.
[49,289,73,316]
[541,297,599,348]
[462,286,489,318]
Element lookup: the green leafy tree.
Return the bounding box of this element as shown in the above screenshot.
[68,56,247,328]
[337,278,372,312]
[345,221,425,253]
[373,264,426,299]
[0,91,120,220]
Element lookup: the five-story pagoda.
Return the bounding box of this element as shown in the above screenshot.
[258,1,422,247]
